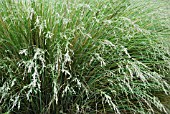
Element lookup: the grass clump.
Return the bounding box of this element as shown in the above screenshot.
[0,0,170,113]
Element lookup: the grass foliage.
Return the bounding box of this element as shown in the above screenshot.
[0,0,170,113]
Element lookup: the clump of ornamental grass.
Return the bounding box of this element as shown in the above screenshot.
[0,0,170,114]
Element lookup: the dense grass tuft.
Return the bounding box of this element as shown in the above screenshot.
[0,0,170,113]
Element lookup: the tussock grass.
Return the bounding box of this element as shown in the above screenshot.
[0,0,170,113]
